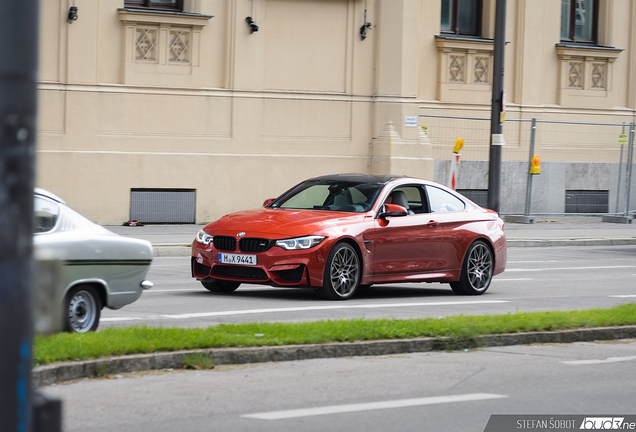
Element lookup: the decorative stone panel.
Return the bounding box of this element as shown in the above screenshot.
[435,36,494,104]
[118,9,212,87]
[556,45,622,108]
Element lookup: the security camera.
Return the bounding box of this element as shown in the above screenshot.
[68,6,78,23]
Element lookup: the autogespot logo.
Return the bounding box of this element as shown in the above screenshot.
[580,418,632,430]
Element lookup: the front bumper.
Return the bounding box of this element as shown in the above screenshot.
[191,240,333,287]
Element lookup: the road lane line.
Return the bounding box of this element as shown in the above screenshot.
[562,356,636,366]
[160,300,511,319]
[145,289,203,293]
[241,393,508,420]
[507,265,636,272]
[507,261,560,264]
[609,295,636,298]
[493,278,533,282]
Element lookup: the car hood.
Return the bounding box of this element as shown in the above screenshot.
[204,208,368,238]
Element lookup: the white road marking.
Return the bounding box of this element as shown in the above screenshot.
[507,261,560,264]
[493,278,533,282]
[160,300,511,319]
[507,265,636,272]
[100,300,510,322]
[145,289,203,293]
[563,356,636,366]
[241,393,508,420]
[609,295,636,298]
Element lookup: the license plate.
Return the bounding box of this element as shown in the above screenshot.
[218,253,257,266]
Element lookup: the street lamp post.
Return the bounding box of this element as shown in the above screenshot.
[488,0,507,213]
[0,1,39,431]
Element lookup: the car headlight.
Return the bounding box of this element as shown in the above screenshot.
[195,229,214,245]
[275,236,325,250]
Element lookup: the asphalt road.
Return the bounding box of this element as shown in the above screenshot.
[100,245,636,329]
[44,339,636,432]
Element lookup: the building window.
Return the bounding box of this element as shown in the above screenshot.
[440,0,482,37]
[124,0,183,12]
[560,0,598,43]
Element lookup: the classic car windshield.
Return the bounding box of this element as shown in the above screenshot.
[271,180,384,212]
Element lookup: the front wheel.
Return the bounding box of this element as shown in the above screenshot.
[316,242,361,300]
[450,240,494,295]
[65,286,101,333]
[201,279,241,293]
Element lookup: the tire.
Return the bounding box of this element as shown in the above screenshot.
[450,240,494,295]
[65,286,101,333]
[201,279,241,293]
[316,242,361,300]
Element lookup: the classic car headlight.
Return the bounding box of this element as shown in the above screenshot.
[276,236,325,250]
[195,229,214,245]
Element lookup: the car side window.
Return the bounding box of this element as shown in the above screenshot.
[425,185,465,213]
[385,185,428,215]
[34,196,60,233]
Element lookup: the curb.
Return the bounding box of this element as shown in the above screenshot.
[33,325,636,387]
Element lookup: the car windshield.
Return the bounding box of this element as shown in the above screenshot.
[271,179,384,213]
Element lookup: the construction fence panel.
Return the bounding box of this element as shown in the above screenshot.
[419,114,635,216]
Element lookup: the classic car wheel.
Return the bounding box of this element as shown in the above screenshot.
[65,286,101,333]
[317,242,361,300]
[201,279,241,293]
[450,240,493,295]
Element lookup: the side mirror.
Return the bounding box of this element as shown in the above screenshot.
[263,198,276,207]
[378,203,408,219]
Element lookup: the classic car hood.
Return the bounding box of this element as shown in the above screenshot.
[205,208,367,237]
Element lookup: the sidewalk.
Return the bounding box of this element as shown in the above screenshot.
[105,215,636,257]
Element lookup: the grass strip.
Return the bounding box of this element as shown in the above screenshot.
[34,303,636,366]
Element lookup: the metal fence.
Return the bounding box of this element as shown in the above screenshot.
[419,114,635,217]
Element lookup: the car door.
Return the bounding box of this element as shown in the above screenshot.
[423,184,469,271]
[372,185,445,277]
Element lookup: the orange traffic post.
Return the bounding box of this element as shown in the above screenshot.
[449,138,464,190]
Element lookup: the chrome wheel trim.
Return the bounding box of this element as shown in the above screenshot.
[467,243,493,292]
[68,290,97,333]
[329,245,360,297]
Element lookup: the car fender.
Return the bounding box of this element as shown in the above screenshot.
[63,278,109,309]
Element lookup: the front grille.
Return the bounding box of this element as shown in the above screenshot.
[239,238,274,253]
[276,266,305,283]
[214,265,268,280]
[213,236,237,252]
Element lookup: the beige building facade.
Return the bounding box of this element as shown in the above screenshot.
[36,0,636,223]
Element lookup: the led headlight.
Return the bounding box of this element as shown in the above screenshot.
[195,229,214,245]
[276,236,325,250]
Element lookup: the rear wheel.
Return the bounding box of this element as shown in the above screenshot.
[450,240,493,295]
[65,286,101,333]
[201,279,241,293]
[316,242,361,300]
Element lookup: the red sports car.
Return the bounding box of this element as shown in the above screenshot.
[191,174,506,300]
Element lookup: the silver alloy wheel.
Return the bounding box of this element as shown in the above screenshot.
[466,242,493,291]
[68,289,98,333]
[329,244,360,297]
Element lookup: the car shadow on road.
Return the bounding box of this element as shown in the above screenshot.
[178,283,458,302]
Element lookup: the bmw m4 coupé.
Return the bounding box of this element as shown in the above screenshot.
[191,174,506,300]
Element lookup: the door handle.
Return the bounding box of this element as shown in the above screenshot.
[427,220,439,228]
